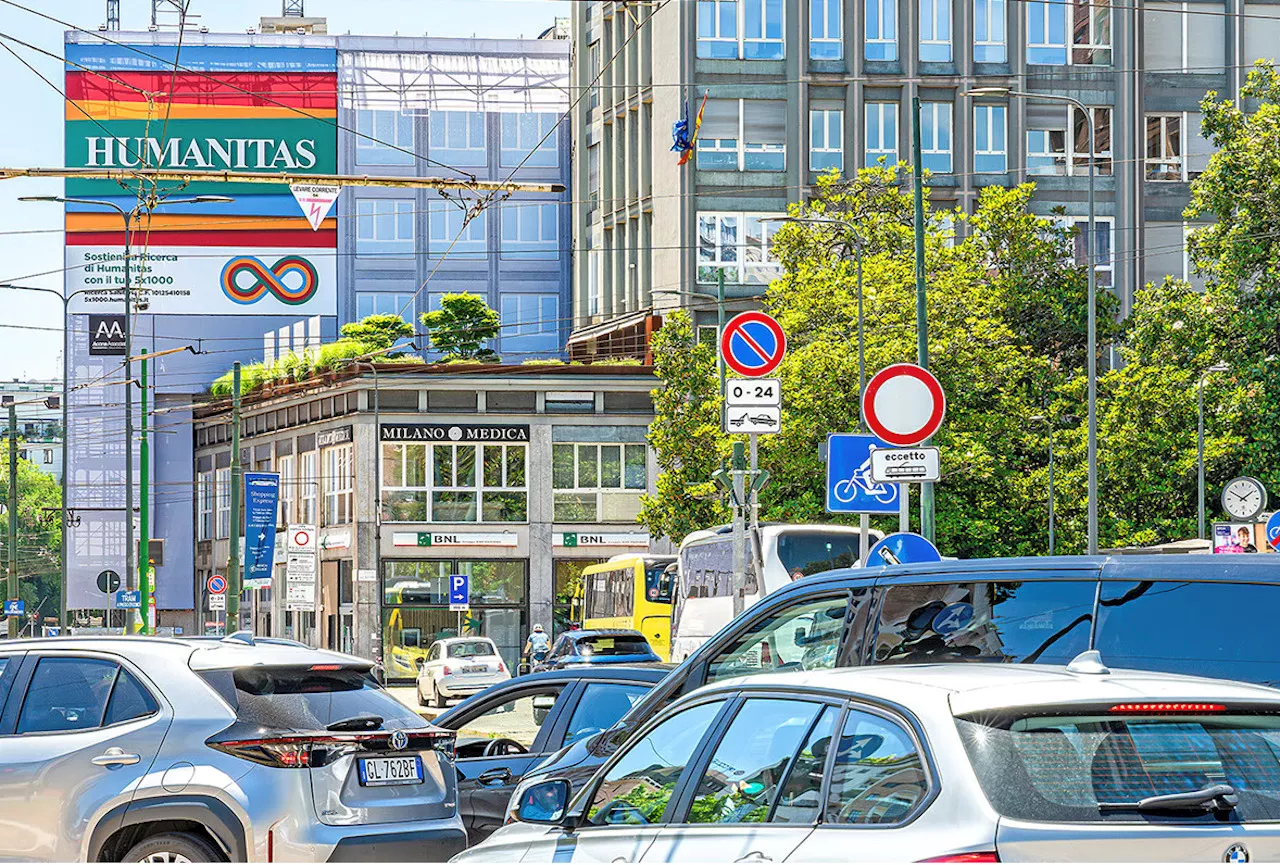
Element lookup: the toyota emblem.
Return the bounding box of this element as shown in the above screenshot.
[388,730,409,751]
[1224,844,1250,864]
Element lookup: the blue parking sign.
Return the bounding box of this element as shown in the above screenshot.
[448,573,470,610]
[826,434,901,514]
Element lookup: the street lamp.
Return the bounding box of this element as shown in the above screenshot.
[1029,414,1056,555]
[966,87,1100,555]
[769,216,868,408]
[1198,362,1230,540]
[20,193,232,628]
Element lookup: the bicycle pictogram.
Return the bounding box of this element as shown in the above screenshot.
[221,255,319,305]
[831,457,898,505]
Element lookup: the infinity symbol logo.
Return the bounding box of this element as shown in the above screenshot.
[220,255,319,305]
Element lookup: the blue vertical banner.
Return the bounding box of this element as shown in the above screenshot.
[244,472,281,590]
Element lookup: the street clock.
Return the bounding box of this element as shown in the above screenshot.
[1222,476,1268,521]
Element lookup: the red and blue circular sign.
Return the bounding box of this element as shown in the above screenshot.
[207,575,228,595]
[720,311,787,378]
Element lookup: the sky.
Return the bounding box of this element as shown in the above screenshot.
[0,0,569,381]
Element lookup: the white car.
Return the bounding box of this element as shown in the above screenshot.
[456,652,1280,863]
[418,637,511,708]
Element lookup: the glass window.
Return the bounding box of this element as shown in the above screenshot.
[562,682,649,748]
[775,532,863,578]
[959,708,1280,822]
[743,0,785,58]
[382,443,527,523]
[696,212,782,285]
[919,0,952,60]
[197,470,214,541]
[383,560,452,605]
[825,709,928,824]
[203,665,423,730]
[500,293,560,354]
[707,595,849,682]
[356,292,415,320]
[697,100,786,172]
[686,698,825,824]
[872,580,1097,665]
[276,455,295,527]
[1027,128,1067,175]
[1067,217,1114,288]
[586,700,726,825]
[356,108,415,166]
[973,104,1007,173]
[866,0,898,59]
[459,560,526,605]
[810,0,842,58]
[429,111,487,167]
[552,443,647,522]
[809,109,843,172]
[500,202,559,260]
[104,668,160,726]
[1072,0,1111,64]
[1095,580,1280,685]
[553,560,596,633]
[428,201,487,258]
[215,466,230,539]
[17,657,119,733]
[1072,106,1113,175]
[500,113,558,168]
[772,706,839,824]
[299,451,318,525]
[323,443,353,526]
[356,198,415,258]
[865,102,898,167]
[1146,114,1182,180]
[920,102,952,173]
[455,690,562,753]
[697,0,740,58]
[973,0,1007,61]
[1027,0,1068,63]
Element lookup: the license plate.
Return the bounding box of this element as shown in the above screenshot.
[358,756,423,787]
[462,665,486,673]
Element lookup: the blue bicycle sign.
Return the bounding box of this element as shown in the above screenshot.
[827,434,900,513]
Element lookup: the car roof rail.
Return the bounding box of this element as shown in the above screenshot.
[221,630,256,646]
[1066,649,1110,675]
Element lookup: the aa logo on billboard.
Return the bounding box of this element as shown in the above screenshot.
[221,255,319,305]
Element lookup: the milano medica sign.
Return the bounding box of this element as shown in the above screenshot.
[62,42,338,316]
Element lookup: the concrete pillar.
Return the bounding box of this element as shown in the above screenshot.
[354,415,380,662]
[527,422,555,637]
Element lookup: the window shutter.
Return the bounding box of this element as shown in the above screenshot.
[1026,103,1067,130]
[701,99,741,139]
[743,100,787,145]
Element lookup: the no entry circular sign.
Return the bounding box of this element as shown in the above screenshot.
[720,311,787,378]
[862,363,946,447]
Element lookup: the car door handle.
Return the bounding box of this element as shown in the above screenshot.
[735,853,772,863]
[477,767,512,785]
[92,748,140,767]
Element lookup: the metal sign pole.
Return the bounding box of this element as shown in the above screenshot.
[731,442,747,619]
[899,484,910,533]
[859,513,870,566]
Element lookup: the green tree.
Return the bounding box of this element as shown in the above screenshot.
[637,310,730,543]
[0,455,62,631]
[339,314,414,356]
[420,293,501,362]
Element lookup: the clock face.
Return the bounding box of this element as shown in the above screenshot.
[1223,477,1267,520]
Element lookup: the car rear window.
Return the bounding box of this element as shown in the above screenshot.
[958,709,1280,823]
[777,532,862,578]
[578,636,651,656]
[199,666,426,731]
[447,641,497,659]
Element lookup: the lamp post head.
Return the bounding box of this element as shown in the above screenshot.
[192,195,235,203]
[1207,362,1230,373]
[17,196,62,203]
[964,87,1012,99]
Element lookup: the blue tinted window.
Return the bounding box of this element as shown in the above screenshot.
[1096,581,1280,685]
[17,658,118,733]
[562,682,648,747]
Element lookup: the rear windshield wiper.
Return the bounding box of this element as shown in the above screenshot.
[326,714,384,732]
[1099,784,1239,814]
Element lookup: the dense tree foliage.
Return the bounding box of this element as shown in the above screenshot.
[0,456,61,631]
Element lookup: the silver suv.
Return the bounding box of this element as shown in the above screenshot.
[0,633,465,862]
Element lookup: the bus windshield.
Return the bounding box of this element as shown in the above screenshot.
[645,565,675,604]
[776,531,862,578]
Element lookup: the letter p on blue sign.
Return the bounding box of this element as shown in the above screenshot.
[449,574,469,609]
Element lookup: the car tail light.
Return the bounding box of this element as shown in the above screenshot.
[917,853,1000,863]
[1109,702,1226,714]
[442,665,453,676]
[208,729,456,768]
[266,829,274,863]
[497,661,506,673]
[309,664,342,671]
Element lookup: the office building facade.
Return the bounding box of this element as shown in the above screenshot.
[569,0,1262,355]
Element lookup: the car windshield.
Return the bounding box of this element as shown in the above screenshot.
[199,665,426,732]
[447,640,497,659]
[577,635,652,657]
[958,709,1280,822]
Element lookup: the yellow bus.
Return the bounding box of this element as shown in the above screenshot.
[582,555,677,660]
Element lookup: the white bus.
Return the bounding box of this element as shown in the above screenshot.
[670,522,883,662]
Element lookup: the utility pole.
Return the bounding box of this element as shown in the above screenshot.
[227,362,242,629]
[730,441,746,619]
[123,208,136,633]
[911,96,936,543]
[138,350,150,634]
[7,403,17,639]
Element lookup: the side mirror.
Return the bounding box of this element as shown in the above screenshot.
[532,694,556,725]
[515,779,572,825]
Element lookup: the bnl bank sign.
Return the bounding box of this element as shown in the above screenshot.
[826,434,900,514]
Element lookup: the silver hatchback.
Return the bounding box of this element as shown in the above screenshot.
[0,633,465,862]
[466,654,1280,862]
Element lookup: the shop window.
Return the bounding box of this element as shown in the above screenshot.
[553,559,601,634]
[381,443,528,523]
[552,443,646,522]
